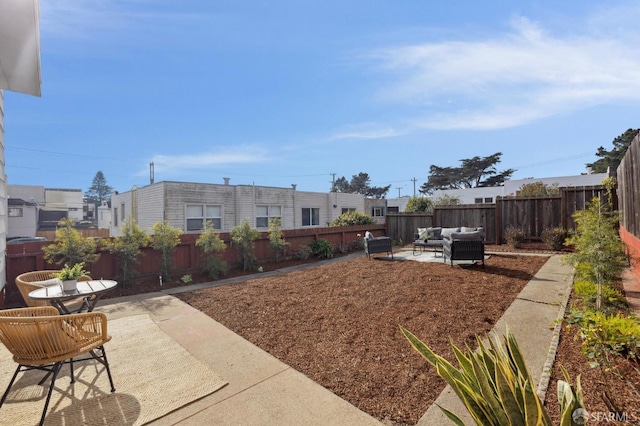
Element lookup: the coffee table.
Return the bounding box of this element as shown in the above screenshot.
[29,279,118,314]
[412,239,443,256]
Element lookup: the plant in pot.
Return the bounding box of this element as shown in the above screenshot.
[55,262,88,291]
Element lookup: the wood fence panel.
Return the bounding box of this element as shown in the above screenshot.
[618,132,640,237]
[386,214,433,245]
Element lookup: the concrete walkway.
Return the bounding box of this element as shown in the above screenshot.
[94,252,576,425]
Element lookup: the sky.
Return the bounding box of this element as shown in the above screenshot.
[4,0,640,197]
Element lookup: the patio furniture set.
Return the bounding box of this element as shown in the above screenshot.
[0,269,118,425]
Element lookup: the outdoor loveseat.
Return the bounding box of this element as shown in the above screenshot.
[441,228,485,267]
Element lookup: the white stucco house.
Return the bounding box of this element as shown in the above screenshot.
[1,0,42,303]
[110,180,367,236]
[430,172,608,205]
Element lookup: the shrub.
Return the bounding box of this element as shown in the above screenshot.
[104,217,150,287]
[541,227,567,251]
[151,221,183,281]
[400,326,584,425]
[295,245,312,260]
[196,221,228,279]
[573,279,628,312]
[230,219,260,271]
[504,226,525,249]
[574,310,640,366]
[311,238,334,259]
[330,211,373,226]
[44,218,100,267]
[268,217,289,262]
[404,197,433,213]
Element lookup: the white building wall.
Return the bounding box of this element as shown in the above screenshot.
[109,191,132,237]
[97,201,111,230]
[432,186,502,204]
[0,91,6,296]
[249,185,296,230]
[7,204,37,238]
[136,183,165,231]
[45,188,84,222]
[503,173,608,195]
[8,185,45,205]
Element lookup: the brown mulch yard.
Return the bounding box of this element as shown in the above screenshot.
[176,252,549,425]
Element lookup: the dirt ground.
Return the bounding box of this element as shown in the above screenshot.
[176,252,549,425]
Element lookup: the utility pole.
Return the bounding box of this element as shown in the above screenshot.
[411,177,417,196]
[396,187,401,197]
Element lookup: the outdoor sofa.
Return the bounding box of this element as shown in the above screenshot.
[441,227,485,267]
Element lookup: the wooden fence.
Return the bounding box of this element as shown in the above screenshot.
[4,224,385,305]
[387,185,611,245]
[618,132,640,238]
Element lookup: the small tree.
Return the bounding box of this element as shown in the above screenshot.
[151,221,183,281]
[432,194,461,206]
[43,218,100,267]
[404,196,433,213]
[196,221,228,279]
[230,219,260,271]
[516,181,559,196]
[104,217,150,287]
[85,170,113,207]
[268,217,289,262]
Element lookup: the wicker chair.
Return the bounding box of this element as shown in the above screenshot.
[15,270,92,312]
[0,306,115,426]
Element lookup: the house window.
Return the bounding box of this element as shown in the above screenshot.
[474,198,483,204]
[372,206,384,217]
[256,205,282,228]
[114,208,118,226]
[121,203,125,220]
[302,208,320,226]
[341,208,356,214]
[186,205,222,231]
[484,197,493,203]
[8,207,23,217]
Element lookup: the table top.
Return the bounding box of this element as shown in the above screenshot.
[29,279,118,301]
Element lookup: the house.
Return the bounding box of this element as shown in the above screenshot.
[430,172,608,205]
[109,180,366,236]
[0,0,42,305]
[97,200,111,230]
[7,199,38,238]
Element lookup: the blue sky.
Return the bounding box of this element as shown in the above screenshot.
[4,0,640,197]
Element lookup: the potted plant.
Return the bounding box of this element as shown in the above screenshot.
[55,262,87,291]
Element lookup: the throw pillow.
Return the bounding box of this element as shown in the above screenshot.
[417,228,428,239]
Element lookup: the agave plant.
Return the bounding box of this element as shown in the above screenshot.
[400,326,584,426]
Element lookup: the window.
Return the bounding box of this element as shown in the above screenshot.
[372,206,384,217]
[8,208,23,217]
[474,198,483,204]
[341,208,356,214]
[302,208,320,226]
[256,205,282,228]
[114,208,118,226]
[186,205,222,231]
[484,197,493,203]
[121,203,125,220]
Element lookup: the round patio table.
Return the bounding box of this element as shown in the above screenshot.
[29,279,118,314]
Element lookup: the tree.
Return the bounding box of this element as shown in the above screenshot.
[432,194,460,206]
[85,171,113,207]
[333,172,391,198]
[104,217,150,287]
[230,219,260,271]
[404,197,433,213]
[151,221,183,281]
[43,218,100,267]
[516,182,560,196]
[587,128,639,173]
[196,221,228,279]
[268,217,289,262]
[419,153,515,194]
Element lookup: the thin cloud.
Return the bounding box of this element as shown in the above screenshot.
[140,147,270,177]
[327,123,402,141]
[370,13,640,130]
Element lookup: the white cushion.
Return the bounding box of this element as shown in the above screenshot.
[33,278,62,287]
[417,228,428,239]
[365,231,374,240]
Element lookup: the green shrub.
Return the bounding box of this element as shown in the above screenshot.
[404,197,433,213]
[151,220,183,281]
[104,217,150,287]
[268,217,289,262]
[295,245,312,260]
[574,310,640,366]
[504,226,525,248]
[44,218,100,267]
[230,219,260,271]
[541,227,567,251]
[311,238,334,259]
[400,326,584,425]
[331,211,373,226]
[573,279,628,312]
[196,221,229,279]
